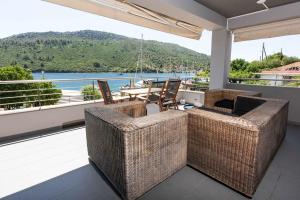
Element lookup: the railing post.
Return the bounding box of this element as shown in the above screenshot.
[38,83,41,109]
[130,78,135,88]
[92,80,95,102]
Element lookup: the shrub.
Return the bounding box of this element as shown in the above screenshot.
[0,66,61,110]
[196,70,210,77]
[81,85,101,101]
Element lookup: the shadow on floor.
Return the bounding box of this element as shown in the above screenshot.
[2,125,300,200]
[2,163,121,200]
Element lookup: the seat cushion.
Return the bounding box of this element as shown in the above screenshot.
[214,99,234,109]
[199,106,238,117]
[233,96,266,116]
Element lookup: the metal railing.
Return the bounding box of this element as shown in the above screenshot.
[0,75,195,111]
[228,77,300,87]
[0,77,134,111]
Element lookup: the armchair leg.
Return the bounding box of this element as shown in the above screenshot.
[174,101,178,110]
[158,101,163,112]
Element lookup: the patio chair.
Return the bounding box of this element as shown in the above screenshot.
[97,80,115,105]
[152,80,166,88]
[159,79,181,111]
[137,81,166,108]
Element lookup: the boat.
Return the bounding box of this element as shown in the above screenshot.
[121,34,145,89]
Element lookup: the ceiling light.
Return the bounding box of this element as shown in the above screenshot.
[257,0,269,9]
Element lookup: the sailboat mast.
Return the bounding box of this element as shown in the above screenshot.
[140,34,143,76]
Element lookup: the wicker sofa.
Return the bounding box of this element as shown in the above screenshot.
[204,89,261,113]
[186,96,289,197]
[85,95,289,198]
[85,101,188,200]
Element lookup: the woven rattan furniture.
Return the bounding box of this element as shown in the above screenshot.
[85,101,188,200]
[186,96,289,197]
[204,89,261,113]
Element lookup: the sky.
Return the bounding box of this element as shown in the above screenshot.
[0,0,299,61]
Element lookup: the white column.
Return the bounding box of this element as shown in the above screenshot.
[209,29,232,89]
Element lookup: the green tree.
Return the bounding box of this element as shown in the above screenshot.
[93,62,101,68]
[246,61,268,73]
[0,66,62,110]
[229,70,253,79]
[282,56,299,65]
[230,59,249,71]
[81,85,101,101]
[196,70,210,78]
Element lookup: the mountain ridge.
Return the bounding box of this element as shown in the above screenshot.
[0,30,210,72]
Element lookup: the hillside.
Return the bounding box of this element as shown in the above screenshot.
[0,30,210,72]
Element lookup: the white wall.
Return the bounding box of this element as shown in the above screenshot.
[226,83,300,124]
[177,90,205,107]
[260,74,284,86]
[0,101,105,139]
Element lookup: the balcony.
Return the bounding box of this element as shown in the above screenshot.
[2,0,300,199]
[1,124,299,200]
[0,76,300,199]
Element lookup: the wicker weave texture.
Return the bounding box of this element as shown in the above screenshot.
[186,98,288,197]
[111,100,147,118]
[85,101,187,200]
[204,89,261,111]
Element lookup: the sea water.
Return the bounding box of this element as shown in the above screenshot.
[33,72,194,92]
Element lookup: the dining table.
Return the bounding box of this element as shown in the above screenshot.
[120,87,162,101]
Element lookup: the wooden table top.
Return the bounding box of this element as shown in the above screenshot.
[121,88,161,95]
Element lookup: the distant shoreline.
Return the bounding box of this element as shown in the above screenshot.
[32,71,174,74]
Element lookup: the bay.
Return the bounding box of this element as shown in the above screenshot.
[33,72,194,92]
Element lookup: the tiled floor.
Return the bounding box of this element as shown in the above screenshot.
[1,125,300,200]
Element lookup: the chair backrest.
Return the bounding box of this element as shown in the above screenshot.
[143,81,166,104]
[152,81,166,88]
[97,80,114,104]
[142,81,153,104]
[164,80,181,101]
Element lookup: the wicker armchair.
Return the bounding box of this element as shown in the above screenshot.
[204,89,261,113]
[85,101,188,200]
[186,96,289,197]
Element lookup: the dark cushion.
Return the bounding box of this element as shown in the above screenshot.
[233,96,266,116]
[214,99,234,109]
[199,106,238,117]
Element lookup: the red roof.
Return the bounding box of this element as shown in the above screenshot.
[260,62,300,75]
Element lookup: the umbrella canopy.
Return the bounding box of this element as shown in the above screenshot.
[45,0,203,39]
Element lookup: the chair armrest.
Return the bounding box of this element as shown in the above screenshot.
[241,99,289,188]
[241,99,289,127]
[110,100,146,118]
[186,108,258,134]
[204,90,223,108]
[136,95,147,102]
[132,110,187,128]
